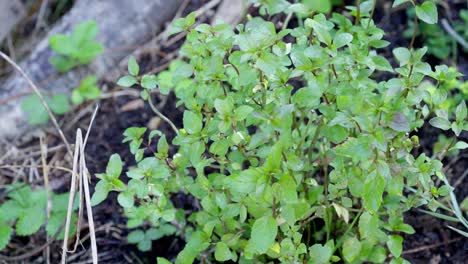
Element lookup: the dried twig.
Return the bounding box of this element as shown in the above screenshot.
[402,237,462,255]
[62,106,99,264]
[441,19,468,50]
[0,51,73,157]
[40,137,51,264]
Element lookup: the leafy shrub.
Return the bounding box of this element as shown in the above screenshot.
[0,184,77,250]
[89,0,465,263]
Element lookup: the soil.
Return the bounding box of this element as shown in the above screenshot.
[0,0,467,263]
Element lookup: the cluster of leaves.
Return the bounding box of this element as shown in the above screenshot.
[0,184,77,251]
[21,21,103,125]
[92,0,467,263]
[49,21,103,72]
[250,0,344,15]
[404,8,468,59]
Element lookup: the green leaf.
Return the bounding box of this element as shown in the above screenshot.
[90,180,111,206]
[48,94,71,114]
[449,141,468,151]
[215,242,233,261]
[16,206,45,236]
[371,55,393,72]
[46,211,77,240]
[389,112,410,132]
[249,216,277,253]
[309,242,333,264]
[117,75,138,87]
[106,154,123,179]
[72,21,99,44]
[303,0,332,13]
[183,111,203,134]
[176,231,209,264]
[363,172,385,213]
[128,56,139,76]
[333,33,353,49]
[342,236,361,262]
[429,117,451,130]
[455,101,467,121]
[138,240,152,251]
[141,74,158,89]
[387,235,403,257]
[415,1,438,24]
[393,47,411,66]
[127,230,145,243]
[49,34,75,55]
[157,257,172,264]
[117,191,134,208]
[0,225,12,250]
[393,0,411,7]
[234,105,254,121]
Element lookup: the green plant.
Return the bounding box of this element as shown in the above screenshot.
[49,21,103,72]
[404,7,468,59]
[21,21,103,125]
[0,184,77,251]
[71,75,101,105]
[21,93,70,124]
[93,0,466,263]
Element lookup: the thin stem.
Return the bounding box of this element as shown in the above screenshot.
[148,96,179,134]
[367,0,377,28]
[409,13,418,49]
[355,0,361,25]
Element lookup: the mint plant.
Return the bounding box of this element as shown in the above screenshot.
[49,21,103,72]
[0,184,77,251]
[71,75,101,105]
[93,0,466,263]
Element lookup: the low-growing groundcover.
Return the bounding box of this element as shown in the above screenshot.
[89,1,468,263]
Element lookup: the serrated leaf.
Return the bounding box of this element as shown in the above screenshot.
[16,206,45,236]
[46,211,77,240]
[0,225,12,250]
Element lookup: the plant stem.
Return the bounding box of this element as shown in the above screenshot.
[409,13,418,49]
[355,0,361,25]
[148,96,179,134]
